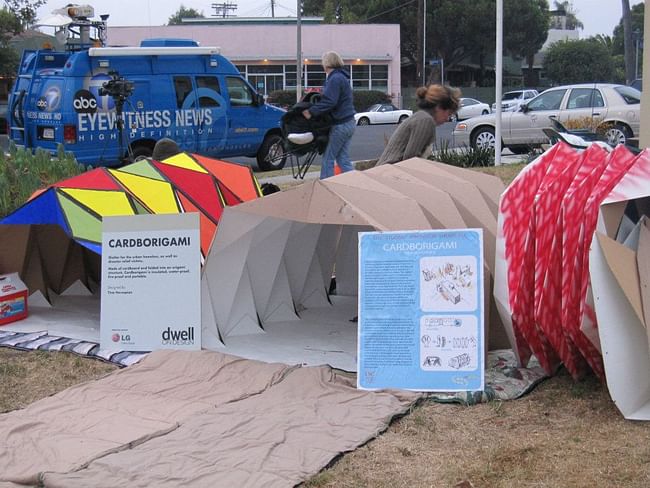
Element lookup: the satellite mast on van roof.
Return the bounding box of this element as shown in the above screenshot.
[36,4,108,51]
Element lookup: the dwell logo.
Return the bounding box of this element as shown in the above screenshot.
[162,326,195,346]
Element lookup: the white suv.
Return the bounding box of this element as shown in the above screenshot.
[491,89,539,113]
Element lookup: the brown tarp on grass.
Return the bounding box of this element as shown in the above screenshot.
[0,350,419,487]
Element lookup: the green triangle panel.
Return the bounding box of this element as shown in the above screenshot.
[133,200,151,215]
[56,193,102,243]
[118,160,166,181]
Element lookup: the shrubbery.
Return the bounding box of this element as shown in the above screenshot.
[352,90,391,112]
[0,144,86,217]
[430,142,495,168]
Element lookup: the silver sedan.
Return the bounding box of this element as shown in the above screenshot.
[453,83,640,153]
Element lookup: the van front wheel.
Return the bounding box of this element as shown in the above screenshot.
[257,134,286,171]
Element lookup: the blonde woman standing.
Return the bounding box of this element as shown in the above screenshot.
[376,84,461,166]
[302,51,356,179]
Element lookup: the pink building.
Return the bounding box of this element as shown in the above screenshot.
[107,20,402,106]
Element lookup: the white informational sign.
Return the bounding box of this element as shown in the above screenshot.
[100,213,201,352]
[357,229,484,391]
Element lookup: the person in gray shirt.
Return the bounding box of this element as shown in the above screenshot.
[376,84,460,166]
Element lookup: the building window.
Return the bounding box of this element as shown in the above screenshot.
[233,62,389,93]
[285,64,297,88]
[247,65,283,74]
[371,65,388,91]
[306,64,326,87]
[351,65,370,89]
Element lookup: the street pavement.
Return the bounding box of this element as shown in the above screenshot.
[258,152,527,187]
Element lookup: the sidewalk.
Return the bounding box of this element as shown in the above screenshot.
[257,153,527,186]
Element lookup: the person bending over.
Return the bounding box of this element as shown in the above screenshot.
[376,84,460,166]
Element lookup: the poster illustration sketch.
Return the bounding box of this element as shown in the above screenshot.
[419,255,478,312]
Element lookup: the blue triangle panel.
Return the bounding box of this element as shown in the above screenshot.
[78,240,102,255]
[1,189,70,234]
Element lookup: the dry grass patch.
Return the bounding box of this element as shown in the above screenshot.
[304,371,650,488]
[0,348,117,413]
[473,162,527,186]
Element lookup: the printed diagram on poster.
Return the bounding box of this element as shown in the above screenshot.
[357,229,484,392]
[420,257,477,311]
[100,213,201,352]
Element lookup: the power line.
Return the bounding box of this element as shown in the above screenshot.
[211,2,237,18]
[364,0,418,22]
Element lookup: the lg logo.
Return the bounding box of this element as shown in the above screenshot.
[73,89,97,113]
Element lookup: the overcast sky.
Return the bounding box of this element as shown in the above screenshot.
[37,0,644,38]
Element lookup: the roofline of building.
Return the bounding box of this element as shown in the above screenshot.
[181,16,324,25]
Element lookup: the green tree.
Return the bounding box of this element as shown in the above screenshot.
[590,34,625,83]
[168,5,205,25]
[544,39,615,84]
[552,0,583,30]
[612,1,643,82]
[504,0,550,86]
[2,0,45,28]
[0,7,22,78]
[303,0,550,86]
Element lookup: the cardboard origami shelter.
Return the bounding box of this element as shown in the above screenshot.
[200,158,510,371]
[0,155,508,371]
[494,141,650,419]
[0,153,261,302]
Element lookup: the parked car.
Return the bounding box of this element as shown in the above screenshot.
[354,103,412,125]
[630,78,642,91]
[453,83,640,153]
[450,97,491,122]
[491,89,539,113]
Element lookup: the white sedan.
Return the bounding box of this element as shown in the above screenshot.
[449,97,491,122]
[355,103,412,125]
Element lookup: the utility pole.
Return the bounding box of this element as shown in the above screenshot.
[297,0,302,102]
[271,0,275,18]
[416,0,423,85]
[211,2,237,18]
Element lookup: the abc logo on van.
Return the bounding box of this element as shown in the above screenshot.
[73,89,97,113]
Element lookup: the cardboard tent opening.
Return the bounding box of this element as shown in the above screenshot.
[0,157,509,370]
[0,153,261,343]
[200,158,511,371]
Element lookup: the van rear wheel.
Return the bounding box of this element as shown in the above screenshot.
[130,145,153,162]
[257,134,286,171]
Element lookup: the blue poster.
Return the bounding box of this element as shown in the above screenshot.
[357,229,484,391]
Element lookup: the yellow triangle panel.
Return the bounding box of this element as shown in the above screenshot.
[60,188,135,217]
[56,193,102,243]
[109,169,180,214]
[161,153,208,173]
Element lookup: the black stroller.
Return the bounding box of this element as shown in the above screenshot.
[280,93,333,179]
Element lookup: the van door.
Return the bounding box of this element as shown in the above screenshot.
[172,76,228,155]
[223,76,263,157]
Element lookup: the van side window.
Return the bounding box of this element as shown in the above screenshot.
[174,76,193,108]
[226,76,254,107]
[196,76,221,107]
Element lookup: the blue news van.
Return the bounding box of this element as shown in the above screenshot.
[8,15,286,170]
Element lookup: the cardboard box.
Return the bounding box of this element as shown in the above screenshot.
[0,273,28,325]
